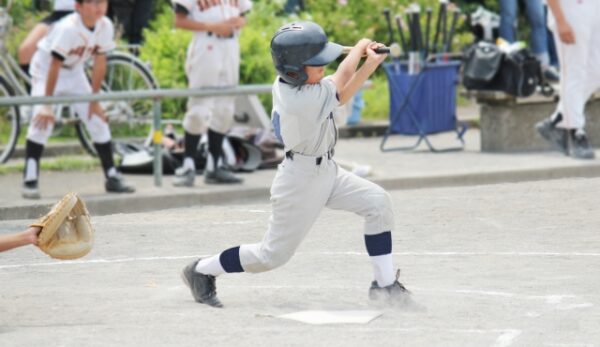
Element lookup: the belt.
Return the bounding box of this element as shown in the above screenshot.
[207,31,235,39]
[285,149,335,165]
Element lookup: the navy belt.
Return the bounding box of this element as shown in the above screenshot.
[285,149,334,165]
[207,31,234,39]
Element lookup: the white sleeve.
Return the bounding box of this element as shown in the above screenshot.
[49,27,77,59]
[96,18,116,54]
[239,0,253,14]
[172,0,195,13]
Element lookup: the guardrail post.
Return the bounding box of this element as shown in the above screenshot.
[152,98,162,187]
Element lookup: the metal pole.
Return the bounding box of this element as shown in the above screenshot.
[152,98,162,187]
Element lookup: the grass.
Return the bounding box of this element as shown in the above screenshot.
[0,155,100,175]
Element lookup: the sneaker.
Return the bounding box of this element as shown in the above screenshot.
[543,66,560,83]
[181,259,223,308]
[204,167,243,184]
[105,175,135,193]
[173,166,195,187]
[568,130,595,160]
[22,181,41,200]
[369,270,425,311]
[535,117,568,155]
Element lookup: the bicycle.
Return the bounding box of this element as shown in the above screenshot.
[0,0,158,163]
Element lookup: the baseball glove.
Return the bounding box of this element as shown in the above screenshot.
[31,192,94,260]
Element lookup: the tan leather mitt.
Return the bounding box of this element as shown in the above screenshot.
[31,192,94,260]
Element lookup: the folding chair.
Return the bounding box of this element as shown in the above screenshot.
[380,61,467,152]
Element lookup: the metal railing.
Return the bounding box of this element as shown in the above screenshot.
[0,84,273,187]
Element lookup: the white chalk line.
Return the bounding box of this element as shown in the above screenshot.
[2,251,600,270]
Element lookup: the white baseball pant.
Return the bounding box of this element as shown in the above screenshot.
[26,68,111,145]
[549,0,600,129]
[183,35,240,135]
[239,154,394,273]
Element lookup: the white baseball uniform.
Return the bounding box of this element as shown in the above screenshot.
[54,0,75,11]
[548,0,600,129]
[172,0,252,135]
[237,77,394,272]
[27,13,116,145]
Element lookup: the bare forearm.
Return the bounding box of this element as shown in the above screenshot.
[45,59,61,97]
[174,16,211,32]
[0,229,35,252]
[547,0,566,25]
[334,51,362,87]
[338,60,378,105]
[91,55,106,93]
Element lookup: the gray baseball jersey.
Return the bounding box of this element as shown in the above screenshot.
[272,77,338,156]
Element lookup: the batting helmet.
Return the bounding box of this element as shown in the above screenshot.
[271,21,343,85]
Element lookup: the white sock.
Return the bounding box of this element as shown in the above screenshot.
[370,254,396,287]
[25,158,38,182]
[195,254,226,276]
[107,167,118,178]
[183,157,195,171]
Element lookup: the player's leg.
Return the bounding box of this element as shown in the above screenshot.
[172,40,219,187]
[325,166,421,308]
[22,76,55,199]
[70,74,135,193]
[552,2,594,158]
[536,1,594,157]
[204,39,242,184]
[183,158,333,306]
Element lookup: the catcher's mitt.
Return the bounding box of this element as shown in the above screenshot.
[31,192,94,260]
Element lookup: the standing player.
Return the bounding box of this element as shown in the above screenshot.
[22,0,135,199]
[535,0,600,159]
[171,0,252,186]
[180,22,421,309]
[18,0,76,74]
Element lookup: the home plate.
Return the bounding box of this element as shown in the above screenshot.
[277,310,383,325]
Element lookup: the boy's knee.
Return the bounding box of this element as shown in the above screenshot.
[183,112,207,134]
[364,188,394,231]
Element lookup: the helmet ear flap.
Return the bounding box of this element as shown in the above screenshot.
[278,64,307,85]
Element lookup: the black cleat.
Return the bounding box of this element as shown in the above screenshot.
[181,259,223,308]
[173,166,195,187]
[568,130,595,160]
[105,175,135,193]
[369,270,426,311]
[204,167,243,185]
[536,116,568,155]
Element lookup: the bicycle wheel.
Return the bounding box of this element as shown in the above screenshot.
[0,75,20,163]
[77,52,158,156]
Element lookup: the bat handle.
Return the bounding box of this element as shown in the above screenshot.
[374,47,390,54]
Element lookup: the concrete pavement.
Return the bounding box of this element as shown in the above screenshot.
[1,128,600,220]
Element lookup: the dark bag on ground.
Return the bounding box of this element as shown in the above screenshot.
[463,42,543,97]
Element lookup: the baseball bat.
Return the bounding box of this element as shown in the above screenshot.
[432,0,448,54]
[341,44,401,58]
[394,15,408,55]
[444,9,460,54]
[382,8,395,46]
[424,7,432,58]
[441,2,448,54]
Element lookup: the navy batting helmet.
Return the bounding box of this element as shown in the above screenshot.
[270,21,343,85]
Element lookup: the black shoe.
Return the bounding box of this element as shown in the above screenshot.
[369,270,425,311]
[22,180,41,199]
[543,66,560,83]
[568,130,595,160]
[535,116,567,154]
[181,259,223,308]
[204,167,243,184]
[105,175,135,193]
[173,166,195,187]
